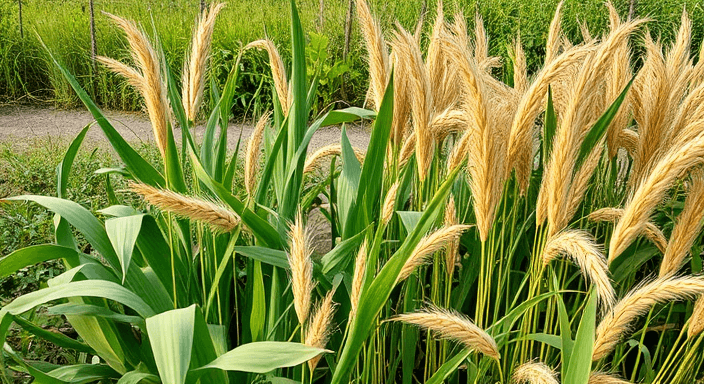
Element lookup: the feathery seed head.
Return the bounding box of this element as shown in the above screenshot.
[593,275,704,360]
[130,183,239,232]
[288,212,314,325]
[398,225,472,282]
[305,290,337,371]
[244,111,272,196]
[512,361,559,384]
[392,305,500,360]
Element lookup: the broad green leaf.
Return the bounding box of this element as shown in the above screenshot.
[234,246,289,269]
[40,40,164,187]
[523,333,562,350]
[397,211,423,234]
[1,280,156,319]
[319,107,375,127]
[0,245,79,279]
[320,227,369,275]
[195,341,327,373]
[99,205,139,218]
[117,371,160,384]
[48,304,144,325]
[146,305,197,384]
[11,315,94,354]
[425,349,472,384]
[106,215,144,283]
[575,77,634,171]
[348,71,394,238]
[6,196,120,272]
[46,364,120,384]
[337,126,361,232]
[564,290,597,384]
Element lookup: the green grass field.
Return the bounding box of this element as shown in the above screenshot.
[1,0,703,116]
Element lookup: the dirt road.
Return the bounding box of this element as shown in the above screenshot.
[0,105,370,150]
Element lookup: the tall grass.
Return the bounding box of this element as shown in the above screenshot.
[2,0,704,115]
[2,1,704,383]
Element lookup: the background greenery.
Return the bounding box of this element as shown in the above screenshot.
[1,0,703,117]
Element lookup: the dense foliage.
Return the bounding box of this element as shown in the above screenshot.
[1,0,704,115]
[2,1,704,383]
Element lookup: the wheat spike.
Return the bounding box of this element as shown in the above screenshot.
[398,225,472,282]
[392,305,500,360]
[305,290,337,371]
[512,362,559,384]
[446,131,472,172]
[390,26,434,182]
[244,111,271,196]
[544,1,564,64]
[245,40,290,115]
[101,13,170,159]
[587,207,667,254]
[445,32,507,241]
[350,242,368,318]
[543,230,615,311]
[381,181,400,226]
[182,3,225,123]
[288,212,314,325]
[660,171,704,277]
[430,108,467,141]
[593,275,704,360]
[444,196,460,277]
[507,44,594,194]
[512,35,528,94]
[356,0,390,111]
[689,295,704,338]
[130,183,239,232]
[609,130,704,261]
[303,144,365,174]
[540,17,644,237]
[589,372,632,384]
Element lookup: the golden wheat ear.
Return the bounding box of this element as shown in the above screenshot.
[689,295,704,338]
[390,25,434,182]
[588,372,632,384]
[544,0,564,64]
[303,144,365,174]
[305,289,337,371]
[588,208,668,255]
[397,225,472,283]
[356,0,390,111]
[130,183,239,233]
[593,275,704,360]
[288,211,314,325]
[392,305,500,361]
[101,13,170,159]
[244,39,290,116]
[244,111,272,196]
[182,3,225,123]
[660,171,704,277]
[543,230,615,311]
[349,241,368,319]
[609,129,704,262]
[444,196,460,277]
[512,361,559,384]
[381,181,400,226]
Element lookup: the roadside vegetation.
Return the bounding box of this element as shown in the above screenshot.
[2,0,704,383]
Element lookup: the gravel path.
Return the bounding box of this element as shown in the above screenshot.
[0,105,371,150]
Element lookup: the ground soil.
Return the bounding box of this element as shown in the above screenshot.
[0,105,371,150]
